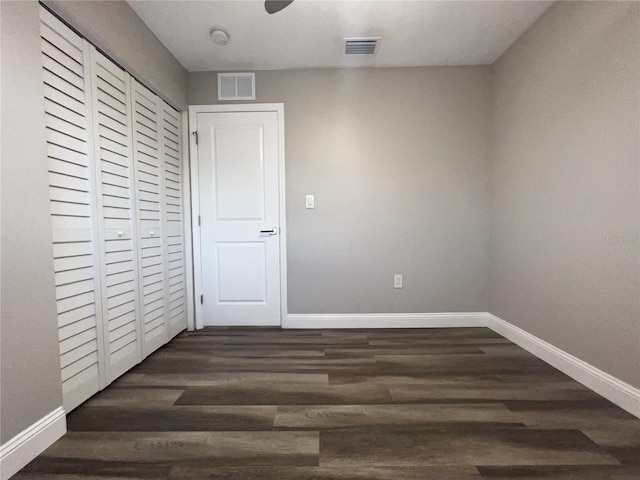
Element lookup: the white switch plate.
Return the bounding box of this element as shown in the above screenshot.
[305,194,315,209]
[394,274,403,289]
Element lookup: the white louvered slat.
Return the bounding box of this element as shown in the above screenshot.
[47,142,89,167]
[44,84,86,117]
[59,327,97,356]
[41,38,83,77]
[57,303,95,329]
[61,351,99,382]
[44,98,86,129]
[42,69,85,103]
[132,80,169,356]
[51,226,92,243]
[90,46,143,382]
[49,157,89,179]
[40,8,104,412]
[54,254,92,273]
[162,101,187,338]
[41,50,84,88]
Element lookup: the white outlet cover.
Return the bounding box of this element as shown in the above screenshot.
[305,194,315,209]
[394,274,403,288]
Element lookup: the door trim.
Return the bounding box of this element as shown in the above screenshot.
[188,104,287,329]
[182,110,197,331]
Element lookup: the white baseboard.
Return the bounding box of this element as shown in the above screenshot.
[0,407,66,480]
[486,313,640,418]
[284,312,487,329]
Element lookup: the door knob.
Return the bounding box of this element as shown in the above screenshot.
[259,228,278,235]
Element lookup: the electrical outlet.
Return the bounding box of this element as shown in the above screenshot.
[394,274,403,289]
[305,194,315,209]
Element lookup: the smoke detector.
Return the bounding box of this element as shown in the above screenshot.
[210,28,230,46]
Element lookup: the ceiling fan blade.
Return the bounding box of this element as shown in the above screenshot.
[265,0,294,15]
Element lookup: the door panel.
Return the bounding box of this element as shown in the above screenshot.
[40,7,105,412]
[216,242,267,303]
[161,102,188,338]
[131,79,168,356]
[197,111,281,326]
[89,47,143,382]
[214,126,266,220]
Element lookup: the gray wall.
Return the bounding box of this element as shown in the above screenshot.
[490,1,640,388]
[0,0,188,444]
[190,67,492,314]
[44,0,188,109]
[0,1,62,444]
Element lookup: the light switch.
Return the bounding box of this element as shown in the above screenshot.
[305,194,315,209]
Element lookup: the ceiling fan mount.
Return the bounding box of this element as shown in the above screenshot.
[265,0,295,15]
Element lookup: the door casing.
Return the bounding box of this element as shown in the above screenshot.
[188,104,288,330]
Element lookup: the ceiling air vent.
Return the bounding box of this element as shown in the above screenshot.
[218,73,256,101]
[344,37,380,55]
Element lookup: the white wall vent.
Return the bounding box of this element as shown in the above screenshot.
[344,37,380,55]
[218,72,256,100]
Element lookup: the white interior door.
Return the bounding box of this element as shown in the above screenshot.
[196,111,282,326]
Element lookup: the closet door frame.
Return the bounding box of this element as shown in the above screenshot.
[181,110,196,332]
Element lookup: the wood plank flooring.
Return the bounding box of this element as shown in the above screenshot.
[15,327,640,479]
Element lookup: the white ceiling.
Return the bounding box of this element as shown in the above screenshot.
[128,0,553,72]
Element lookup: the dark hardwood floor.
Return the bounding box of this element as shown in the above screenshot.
[16,327,640,479]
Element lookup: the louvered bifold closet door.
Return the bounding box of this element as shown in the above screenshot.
[161,102,188,338]
[131,80,169,356]
[89,47,143,381]
[40,9,106,412]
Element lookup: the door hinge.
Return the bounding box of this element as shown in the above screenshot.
[198,215,201,227]
[200,295,204,304]
[193,131,198,145]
